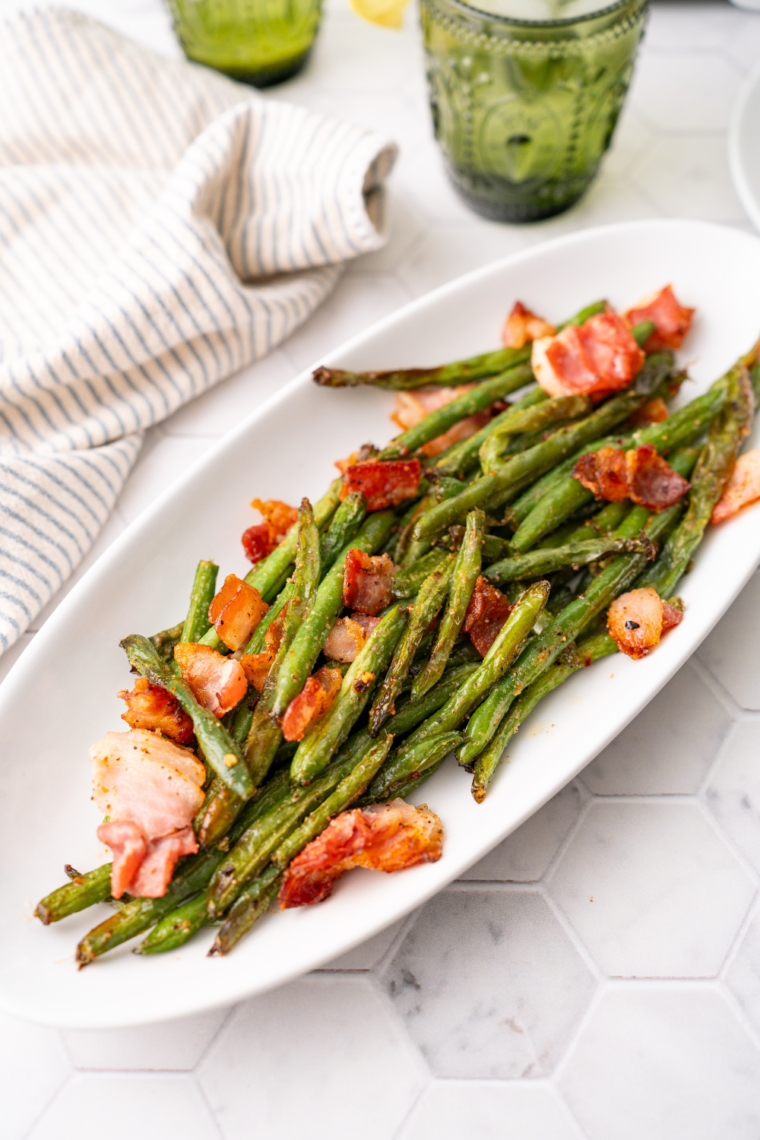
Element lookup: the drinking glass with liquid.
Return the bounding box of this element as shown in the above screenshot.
[420,0,648,221]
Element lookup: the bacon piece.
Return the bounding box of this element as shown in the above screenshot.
[351,613,381,637]
[242,499,298,564]
[281,667,343,742]
[624,285,694,353]
[208,574,269,652]
[240,606,288,692]
[118,677,194,745]
[463,576,512,657]
[607,586,683,659]
[572,445,690,511]
[128,827,199,898]
[342,549,396,616]
[322,616,367,662]
[391,385,491,458]
[96,820,146,900]
[174,642,247,717]
[91,728,205,898]
[279,799,444,909]
[501,301,556,349]
[341,459,421,511]
[626,397,669,429]
[532,306,645,399]
[335,443,378,476]
[711,449,760,524]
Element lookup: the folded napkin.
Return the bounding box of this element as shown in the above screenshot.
[0,7,396,655]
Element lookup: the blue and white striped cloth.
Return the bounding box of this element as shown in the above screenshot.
[0,7,397,655]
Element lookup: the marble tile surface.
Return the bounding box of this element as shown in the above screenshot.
[5,1,760,1137]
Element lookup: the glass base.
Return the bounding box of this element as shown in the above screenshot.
[184,46,312,88]
[445,164,593,224]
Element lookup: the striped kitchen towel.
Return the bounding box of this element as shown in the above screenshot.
[0,7,397,655]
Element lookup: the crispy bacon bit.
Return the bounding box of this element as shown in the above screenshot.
[711,449,760,524]
[572,444,690,512]
[627,397,669,429]
[463,576,512,657]
[240,606,288,692]
[391,386,491,458]
[242,499,298,564]
[118,677,194,745]
[607,586,683,659]
[208,574,269,652]
[501,301,556,349]
[279,799,444,909]
[282,667,343,742]
[343,549,396,615]
[174,642,247,717]
[532,306,645,399]
[341,459,421,511]
[623,285,694,353]
[90,728,205,898]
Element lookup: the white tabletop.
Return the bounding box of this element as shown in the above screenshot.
[3,2,760,1137]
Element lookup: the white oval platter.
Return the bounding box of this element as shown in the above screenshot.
[729,58,760,232]
[1,219,760,1029]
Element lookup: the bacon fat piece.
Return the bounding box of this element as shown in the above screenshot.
[572,444,690,511]
[90,728,205,898]
[209,574,269,652]
[626,397,669,429]
[501,302,556,349]
[607,587,683,659]
[341,459,421,511]
[322,613,380,662]
[532,306,645,399]
[463,576,512,657]
[391,386,491,458]
[118,677,194,745]
[279,799,444,909]
[343,549,396,616]
[242,498,298,564]
[623,285,694,353]
[174,642,247,717]
[711,449,760,524]
[281,667,343,742]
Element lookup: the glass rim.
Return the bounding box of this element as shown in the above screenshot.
[432,0,646,30]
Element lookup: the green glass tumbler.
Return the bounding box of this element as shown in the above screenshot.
[420,0,648,222]
[168,0,323,87]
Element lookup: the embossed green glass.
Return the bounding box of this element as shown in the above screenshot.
[168,0,322,87]
[420,0,648,221]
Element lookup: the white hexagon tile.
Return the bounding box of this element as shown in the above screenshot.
[8,2,760,1139]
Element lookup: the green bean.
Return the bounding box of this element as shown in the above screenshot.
[363,731,462,803]
[401,581,550,751]
[480,394,592,474]
[149,622,184,664]
[312,346,532,391]
[273,735,395,869]
[412,510,484,699]
[244,499,321,787]
[432,388,548,478]
[245,479,341,601]
[136,893,214,954]
[208,867,283,956]
[35,863,113,925]
[271,510,396,719]
[290,605,408,785]
[413,360,670,542]
[181,560,218,644]
[467,630,618,783]
[318,491,367,573]
[369,565,453,736]
[465,500,687,796]
[485,532,655,584]
[121,634,253,798]
[392,549,450,598]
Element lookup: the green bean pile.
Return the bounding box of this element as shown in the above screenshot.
[35,300,760,964]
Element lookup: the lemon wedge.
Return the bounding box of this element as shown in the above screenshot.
[348,0,411,29]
